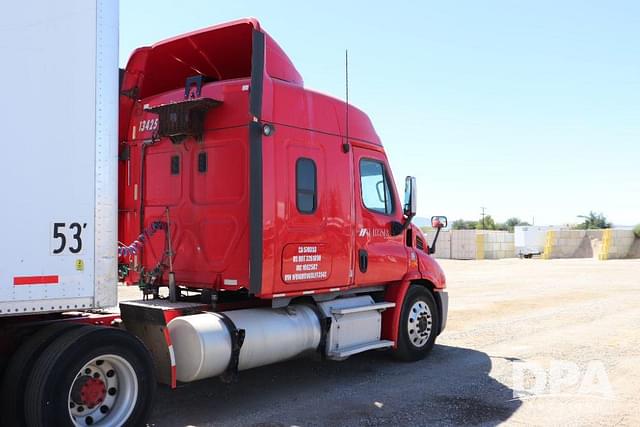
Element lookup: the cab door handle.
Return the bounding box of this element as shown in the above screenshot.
[358,249,368,273]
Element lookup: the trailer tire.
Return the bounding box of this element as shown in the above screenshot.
[1,322,83,427]
[394,285,438,361]
[24,325,155,427]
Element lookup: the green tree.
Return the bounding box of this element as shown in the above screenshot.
[574,212,611,229]
[453,216,531,231]
[452,219,478,230]
[500,217,531,232]
[476,214,496,230]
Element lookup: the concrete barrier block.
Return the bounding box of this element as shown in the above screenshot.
[586,230,603,239]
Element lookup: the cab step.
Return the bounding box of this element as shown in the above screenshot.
[317,296,396,360]
[330,301,395,316]
[327,339,394,360]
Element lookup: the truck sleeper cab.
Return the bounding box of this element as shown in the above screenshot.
[118,18,448,387]
[1,15,448,426]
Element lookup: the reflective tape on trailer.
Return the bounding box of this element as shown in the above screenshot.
[13,275,59,286]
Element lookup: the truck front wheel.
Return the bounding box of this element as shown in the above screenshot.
[394,285,439,361]
[24,325,155,427]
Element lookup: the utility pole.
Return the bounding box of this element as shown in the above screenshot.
[481,206,486,230]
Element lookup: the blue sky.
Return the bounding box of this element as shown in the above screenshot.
[121,1,639,226]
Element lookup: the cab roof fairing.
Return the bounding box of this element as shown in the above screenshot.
[120,19,302,100]
[119,18,380,147]
[119,19,303,141]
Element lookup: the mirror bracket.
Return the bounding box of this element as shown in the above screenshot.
[390,221,405,236]
[429,226,441,254]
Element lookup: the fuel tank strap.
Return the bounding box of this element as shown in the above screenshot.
[213,312,246,383]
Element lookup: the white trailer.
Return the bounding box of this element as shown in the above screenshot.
[514,225,556,258]
[0,2,156,426]
[0,0,118,316]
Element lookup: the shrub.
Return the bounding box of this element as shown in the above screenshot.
[574,212,612,229]
[634,224,640,238]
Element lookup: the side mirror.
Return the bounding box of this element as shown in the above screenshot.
[428,215,448,254]
[431,216,447,229]
[391,176,417,236]
[403,176,417,218]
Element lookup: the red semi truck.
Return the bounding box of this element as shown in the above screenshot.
[0,5,447,426]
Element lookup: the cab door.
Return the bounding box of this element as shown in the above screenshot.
[353,146,408,285]
[269,126,355,296]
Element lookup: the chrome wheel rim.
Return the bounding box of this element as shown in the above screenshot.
[407,300,433,348]
[67,354,138,426]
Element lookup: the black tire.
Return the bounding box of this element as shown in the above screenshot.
[0,322,83,427]
[394,285,439,361]
[24,325,156,427]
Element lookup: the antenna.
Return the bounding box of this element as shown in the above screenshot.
[343,49,350,153]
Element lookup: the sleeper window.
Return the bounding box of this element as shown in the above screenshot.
[197,151,207,173]
[296,158,317,214]
[170,155,180,175]
[360,159,393,215]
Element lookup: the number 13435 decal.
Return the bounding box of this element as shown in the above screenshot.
[51,222,87,255]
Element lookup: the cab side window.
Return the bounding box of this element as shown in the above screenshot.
[360,159,393,215]
[296,158,317,214]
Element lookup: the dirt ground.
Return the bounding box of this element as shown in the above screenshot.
[120,258,640,426]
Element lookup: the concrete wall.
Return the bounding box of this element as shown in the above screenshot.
[628,238,640,258]
[599,229,636,260]
[479,231,516,259]
[425,230,451,259]
[425,230,515,260]
[431,230,451,259]
[451,230,477,260]
[542,230,597,259]
[425,228,638,260]
[542,229,638,259]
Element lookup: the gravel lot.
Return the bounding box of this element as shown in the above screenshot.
[122,258,640,426]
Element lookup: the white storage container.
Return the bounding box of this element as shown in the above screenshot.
[514,226,556,258]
